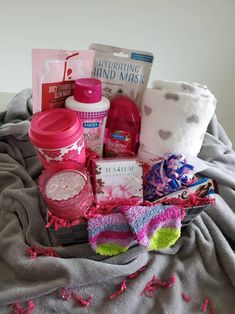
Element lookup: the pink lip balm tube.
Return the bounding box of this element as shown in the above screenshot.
[39,168,93,220]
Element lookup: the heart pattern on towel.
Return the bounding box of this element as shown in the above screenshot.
[144,105,152,115]
[201,93,209,98]
[196,83,208,90]
[164,93,179,101]
[181,83,195,93]
[158,129,172,140]
[186,114,200,124]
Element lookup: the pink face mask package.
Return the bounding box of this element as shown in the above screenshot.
[32,49,95,113]
[89,43,154,110]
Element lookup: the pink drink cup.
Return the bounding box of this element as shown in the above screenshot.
[29,108,86,168]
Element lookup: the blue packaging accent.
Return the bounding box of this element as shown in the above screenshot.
[131,53,153,63]
[188,177,218,195]
[83,122,99,128]
[189,177,209,187]
[112,133,126,141]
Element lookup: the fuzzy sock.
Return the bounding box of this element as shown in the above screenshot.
[88,213,134,256]
[120,205,182,250]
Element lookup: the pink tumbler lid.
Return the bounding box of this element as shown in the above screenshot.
[29,108,83,149]
[74,78,102,103]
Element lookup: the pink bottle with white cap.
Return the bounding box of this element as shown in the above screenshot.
[65,78,110,157]
[29,108,86,169]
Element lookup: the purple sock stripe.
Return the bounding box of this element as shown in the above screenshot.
[88,222,130,238]
[135,207,181,243]
[90,230,134,244]
[125,205,174,234]
[92,237,133,249]
[123,205,167,227]
[157,217,181,228]
[121,205,165,225]
[145,220,181,241]
[135,222,180,247]
[137,234,149,247]
[136,206,181,239]
[136,206,181,234]
[88,213,127,230]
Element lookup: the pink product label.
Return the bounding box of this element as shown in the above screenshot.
[37,137,85,166]
[75,111,108,156]
[106,129,132,156]
[93,159,143,204]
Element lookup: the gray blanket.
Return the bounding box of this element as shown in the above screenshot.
[0,90,235,314]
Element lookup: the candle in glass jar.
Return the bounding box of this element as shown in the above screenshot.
[44,170,86,201]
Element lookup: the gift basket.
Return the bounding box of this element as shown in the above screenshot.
[29,44,218,253]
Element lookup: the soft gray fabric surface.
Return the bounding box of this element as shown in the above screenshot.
[0,90,234,313]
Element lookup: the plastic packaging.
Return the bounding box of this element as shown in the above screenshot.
[89,43,154,110]
[29,108,86,168]
[105,96,141,157]
[32,49,95,113]
[65,78,110,157]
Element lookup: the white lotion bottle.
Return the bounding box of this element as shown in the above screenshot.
[65,78,110,157]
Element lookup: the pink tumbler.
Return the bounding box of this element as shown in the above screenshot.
[29,108,86,168]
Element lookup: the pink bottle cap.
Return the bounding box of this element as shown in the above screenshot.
[74,78,102,103]
[29,108,83,149]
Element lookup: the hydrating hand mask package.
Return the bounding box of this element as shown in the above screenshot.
[89,43,154,110]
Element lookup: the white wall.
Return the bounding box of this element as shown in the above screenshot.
[0,0,234,144]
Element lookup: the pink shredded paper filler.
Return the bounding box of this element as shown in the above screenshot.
[59,287,93,307]
[153,192,215,209]
[202,298,215,314]
[72,291,93,307]
[46,180,215,231]
[155,275,176,288]
[127,265,148,279]
[59,288,72,301]
[8,300,35,314]
[202,298,209,312]
[141,275,158,298]
[109,280,127,300]
[28,246,59,259]
[46,204,117,231]
[181,292,191,303]
[141,274,176,298]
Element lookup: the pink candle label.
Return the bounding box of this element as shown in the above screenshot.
[45,170,86,201]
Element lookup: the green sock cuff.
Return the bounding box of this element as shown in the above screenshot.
[149,227,181,250]
[96,243,129,256]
